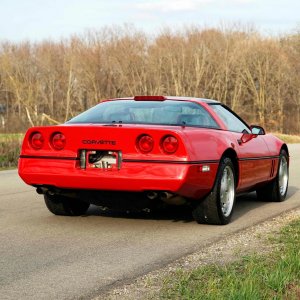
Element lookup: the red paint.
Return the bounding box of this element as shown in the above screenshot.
[134,95,166,101]
[18,96,287,201]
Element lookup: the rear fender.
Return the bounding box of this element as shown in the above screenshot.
[180,129,236,162]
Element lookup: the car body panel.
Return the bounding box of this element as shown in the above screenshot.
[19,124,220,199]
[18,96,287,202]
[230,132,275,189]
[19,158,218,199]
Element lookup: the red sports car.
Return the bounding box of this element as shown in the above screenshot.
[18,96,289,225]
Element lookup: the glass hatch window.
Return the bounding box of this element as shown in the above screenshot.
[67,100,220,128]
[210,104,250,133]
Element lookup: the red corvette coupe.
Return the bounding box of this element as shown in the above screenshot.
[18,96,289,225]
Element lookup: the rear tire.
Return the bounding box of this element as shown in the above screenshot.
[192,157,236,225]
[256,149,289,202]
[44,194,90,216]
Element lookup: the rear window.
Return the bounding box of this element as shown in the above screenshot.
[67,100,219,128]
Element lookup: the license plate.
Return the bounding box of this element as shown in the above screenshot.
[79,150,122,170]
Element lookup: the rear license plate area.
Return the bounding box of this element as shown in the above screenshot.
[79,150,122,170]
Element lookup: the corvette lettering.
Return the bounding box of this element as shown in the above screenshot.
[82,140,116,145]
[18,96,289,225]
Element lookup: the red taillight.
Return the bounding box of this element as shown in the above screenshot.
[51,132,66,150]
[134,96,166,101]
[161,135,178,154]
[137,135,154,153]
[30,132,44,150]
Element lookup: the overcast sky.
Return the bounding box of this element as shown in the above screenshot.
[1,0,299,41]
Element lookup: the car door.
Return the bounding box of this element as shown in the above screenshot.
[231,132,272,190]
[209,104,272,190]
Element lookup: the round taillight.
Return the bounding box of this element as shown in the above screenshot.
[137,135,154,153]
[51,132,66,150]
[30,132,44,150]
[161,135,178,154]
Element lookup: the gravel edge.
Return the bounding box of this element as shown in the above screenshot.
[95,208,300,300]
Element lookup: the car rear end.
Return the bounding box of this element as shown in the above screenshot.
[19,124,217,200]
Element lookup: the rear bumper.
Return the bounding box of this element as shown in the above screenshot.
[18,158,218,199]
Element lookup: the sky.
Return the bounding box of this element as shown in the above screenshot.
[0,0,299,41]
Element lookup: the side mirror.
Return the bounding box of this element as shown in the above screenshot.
[250,125,265,135]
[240,133,254,144]
[238,126,266,145]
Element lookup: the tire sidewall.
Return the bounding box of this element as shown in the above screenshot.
[215,157,236,224]
[276,150,289,202]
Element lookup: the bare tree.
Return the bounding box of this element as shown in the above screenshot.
[0,25,299,134]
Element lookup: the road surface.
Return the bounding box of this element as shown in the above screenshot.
[1,144,300,300]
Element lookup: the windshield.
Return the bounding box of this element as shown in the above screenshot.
[67,100,219,128]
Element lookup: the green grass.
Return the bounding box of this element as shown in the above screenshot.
[159,219,300,300]
[0,133,24,169]
[0,133,24,141]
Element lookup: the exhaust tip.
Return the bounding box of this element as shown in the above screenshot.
[36,187,44,194]
[159,192,173,201]
[36,187,49,195]
[146,191,158,200]
[159,192,186,205]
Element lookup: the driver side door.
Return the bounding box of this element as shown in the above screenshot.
[210,104,272,190]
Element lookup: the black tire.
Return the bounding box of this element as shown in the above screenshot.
[44,194,90,216]
[192,157,236,225]
[256,149,289,202]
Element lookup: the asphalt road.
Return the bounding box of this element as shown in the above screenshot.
[1,144,300,300]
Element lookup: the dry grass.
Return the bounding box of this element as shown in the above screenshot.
[0,134,23,169]
[272,133,300,144]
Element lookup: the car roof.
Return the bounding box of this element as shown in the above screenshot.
[105,96,220,104]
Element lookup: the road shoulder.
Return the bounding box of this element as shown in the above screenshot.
[97,208,300,300]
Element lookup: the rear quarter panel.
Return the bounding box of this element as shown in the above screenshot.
[180,128,235,161]
[262,134,286,156]
[262,134,288,176]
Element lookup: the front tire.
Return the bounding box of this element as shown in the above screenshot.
[256,149,289,202]
[44,194,90,216]
[192,157,236,225]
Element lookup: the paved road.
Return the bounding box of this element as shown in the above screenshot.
[1,144,300,300]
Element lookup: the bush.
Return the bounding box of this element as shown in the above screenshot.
[0,134,23,169]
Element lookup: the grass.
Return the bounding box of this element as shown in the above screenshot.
[0,133,24,141]
[159,219,300,300]
[273,133,300,144]
[0,133,24,169]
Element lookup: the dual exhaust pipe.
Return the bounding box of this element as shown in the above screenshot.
[146,191,186,205]
[36,186,186,206]
[36,186,55,195]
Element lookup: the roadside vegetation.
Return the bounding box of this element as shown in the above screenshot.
[273,133,300,144]
[0,25,300,135]
[1,25,300,169]
[0,133,23,169]
[159,218,300,300]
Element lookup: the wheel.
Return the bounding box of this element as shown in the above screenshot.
[256,149,289,202]
[44,194,90,216]
[192,157,236,225]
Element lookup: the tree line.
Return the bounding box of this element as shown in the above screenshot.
[0,25,299,134]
